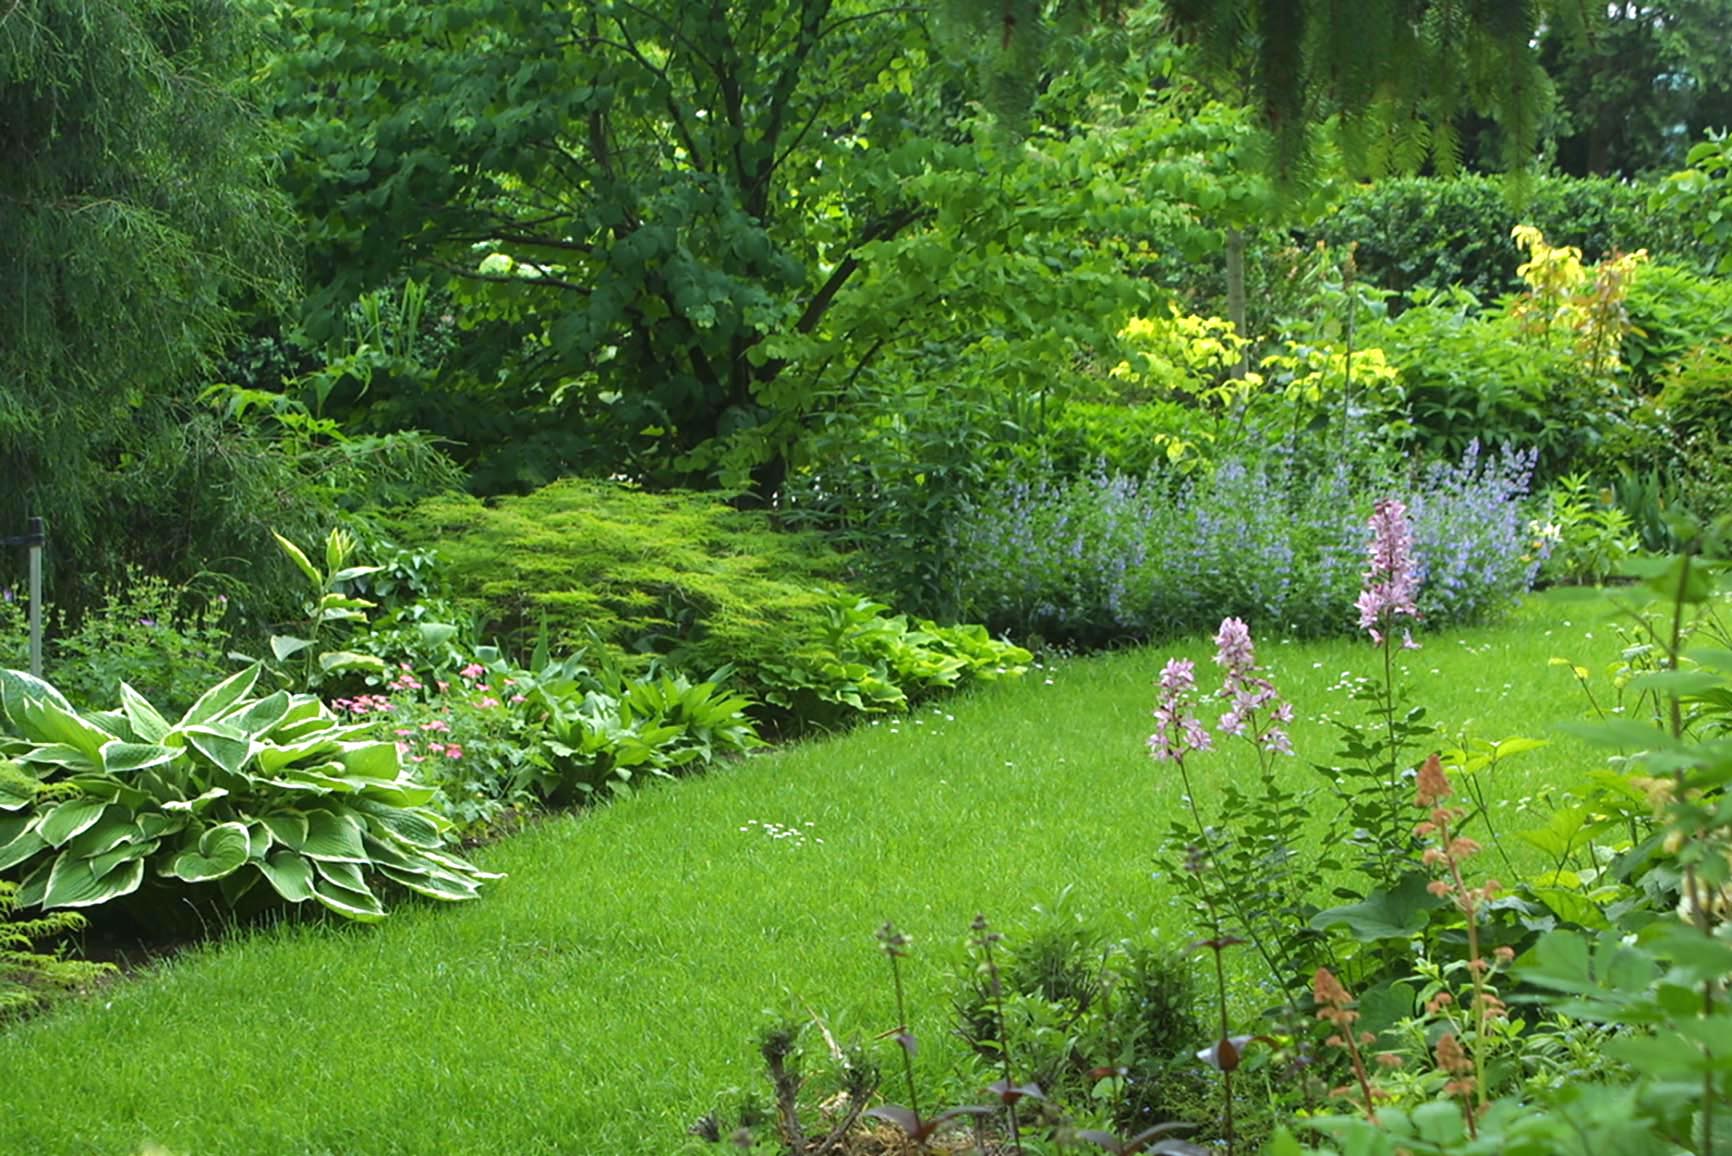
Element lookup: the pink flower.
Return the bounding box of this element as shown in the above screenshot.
[443,744,464,760]
[1213,617,1256,678]
[1150,659,1212,762]
[421,719,451,733]
[1210,617,1293,756]
[436,680,451,694]
[1356,498,1422,645]
[459,663,485,680]
[476,697,500,710]
[509,693,527,704]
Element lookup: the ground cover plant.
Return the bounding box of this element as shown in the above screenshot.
[0,591,1643,1153]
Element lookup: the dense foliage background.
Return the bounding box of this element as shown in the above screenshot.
[4,1,1732,1151]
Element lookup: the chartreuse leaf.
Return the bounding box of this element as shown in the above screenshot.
[272,530,322,586]
[166,822,250,883]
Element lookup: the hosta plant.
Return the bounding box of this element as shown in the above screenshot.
[0,665,499,924]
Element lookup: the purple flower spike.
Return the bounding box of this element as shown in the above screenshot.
[1356,498,1422,644]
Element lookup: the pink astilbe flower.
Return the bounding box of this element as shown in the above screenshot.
[1150,658,1212,762]
[1212,617,1293,755]
[1355,498,1422,646]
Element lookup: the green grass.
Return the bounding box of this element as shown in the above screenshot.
[0,591,1646,1154]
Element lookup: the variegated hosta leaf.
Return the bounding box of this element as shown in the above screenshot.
[0,669,501,919]
[166,822,251,883]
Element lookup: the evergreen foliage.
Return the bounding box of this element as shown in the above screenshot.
[399,480,850,676]
[0,0,294,601]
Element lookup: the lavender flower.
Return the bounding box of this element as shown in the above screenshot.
[1212,616,1293,754]
[1150,658,1212,762]
[1355,498,1421,645]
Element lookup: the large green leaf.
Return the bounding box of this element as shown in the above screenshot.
[0,668,74,723]
[256,850,317,902]
[0,824,46,871]
[38,797,111,848]
[118,683,172,742]
[161,786,231,814]
[14,695,116,762]
[41,852,145,909]
[181,726,253,777]
[1311,873,1446,941]
[309,875,386,922]
[255,737,344,776]
[300,810,368,862]
[100,741,184,774]
[332,741,401,781]
[379,864,482,902]
[221,690,293,739]
[261,811,309,850]
[166,822,251,883]
[177,665,262,728]
[13,742,99,773]
[61,809,142,859]
[353,800,444,848]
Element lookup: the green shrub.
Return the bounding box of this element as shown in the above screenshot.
[1301,174,1704,306]
[397,480,1029,726]
[400,479,847,669]
[45,574,237,714]
[0,666,498,925]
[1621,263,1732,390]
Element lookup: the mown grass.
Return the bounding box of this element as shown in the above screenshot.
[0,590,1645,1154]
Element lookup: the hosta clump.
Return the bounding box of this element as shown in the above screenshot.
[0,666,499,924]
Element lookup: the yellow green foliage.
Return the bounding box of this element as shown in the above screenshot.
[1,763,114,1016]
[402,479,849,677]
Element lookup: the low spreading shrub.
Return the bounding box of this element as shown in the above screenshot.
[397,480,1028,726]
[0,665,498,925]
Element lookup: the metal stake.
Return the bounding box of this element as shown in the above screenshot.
[28,517,43,677]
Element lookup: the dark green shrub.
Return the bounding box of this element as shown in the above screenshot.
[1301,175,1703,306]
[1622,263,1732,390]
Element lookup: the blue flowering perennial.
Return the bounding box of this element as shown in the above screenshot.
[944,443,1538,647]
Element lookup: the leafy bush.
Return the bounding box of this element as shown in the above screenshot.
[1527,474,1638,586]
[400,479,847,669]
[398,480,1026,725]
[0,666,498,924]
[335,649,766,833]
[44,575,236,713]
[1301,174,1703,306]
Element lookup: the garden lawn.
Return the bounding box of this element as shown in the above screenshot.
[0,590,1646,1154]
